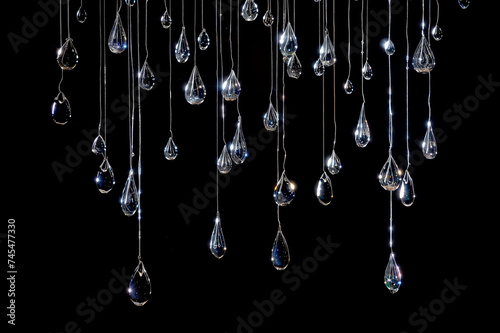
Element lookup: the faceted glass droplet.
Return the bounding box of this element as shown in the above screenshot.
[161,8,172,29]
[125,0,136,6]
[108,13,127,54]
[384,253,402,294]
[287,53,302,79]
[432,25,443,41]
[164,137,178,160]
[458,0,470,10]
[343,79,354,94]
[262,9,274,27]
[210,212,226,259]
[121,169,139,216]
[96,157,115,194]
[92,135,106,155]
[217,145,232,174]
[279,22,298,57]
[76,7,87,23]
[271,227,290,271]
[316,172,333,206]
[273,172,296,206]
[412,36,436,74]
[313,58,325,76]
[57,38,78,70]
[362,61,373,80]
[139,60,156,91]
[222,70,241,101]
[422,123,437,159]
[263,102,278,131]
[379,155,402,191]
[327,149,342,175]
[175,27,190,63]
[320,29,336,67]
[197,29,210,50]
[384,39,395,56]
[241,0,259,21]
[399,169,415,207]
[355,103,371,148]
[185,65,206,105]
[51,92,71,125]
[128,260,151,306]
[230,117,248,164]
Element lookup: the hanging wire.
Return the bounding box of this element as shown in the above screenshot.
[168,0,173,137]
[216,0,220,212]
[332,0,337,148]
[405,0,410,168]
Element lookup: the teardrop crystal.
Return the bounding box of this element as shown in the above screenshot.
[76,7,87,23]
[108,13,127,54]
[327,149,342,175]
[121,169,139,216]
[362,61,373,80]
[412,36,435,74]
[57,38,78,70]
[164,137,178,160]
[185,65,206,105]
[313,58,325,76]
[432,25,443,41]
[241,0,259,21]
[343,79,354,94]
[458,0,470,10]
[230,117,248,164]
[96,157,115,194]
[384,39,395,56]
[217,145,232,174]
[161,8,172,29]
[273,171,296,206]
[384,253,402,294]
[175,27,190,63]
[125,0,136,6]
[422,122,437,159]
[262,9,274,27]
[263,102,278,131]
[271,227,290,271]
[128,260,151,306]
[316,172,333,206]
[222,70,241,101]
[51,92,71,125]
[355,104,371,148]
[197,29,210,50]
[279,22,298,57]
[378,155,402,191]
[92,135,106,155]
[210,212,226,259]
[320,29,336,67]
[287,53,302,79]
[399,169,415,207]
[139,60,156,91]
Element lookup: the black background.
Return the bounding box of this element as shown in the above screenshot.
[4,0,498,332]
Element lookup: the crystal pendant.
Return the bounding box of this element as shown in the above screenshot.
[230,117,248,164]
[399,169,415,207]
[432,25,443,41]
[164,136,178,160]
[241,0,259,21]
[362,61,373,80]
[320,29,336,67]
[279,22,298,57]
[76,7,87,23]
[287,53,302,79]
[263,102,278,131]
[210,212,226,259]
[271,226,290,271]
[355,103,371,148]
[92,135,106,155]
[412,36,436,74]
[384,39,395,56]
[458,0,470,10]
[422,122,437,159]
[175,27,190,63]
[128,260,151,306]
[139,60,156,91]
[379,155,402,191]
[384,253,402,294]
[125,0,136,6]
[262,9,274,27]
[273,171,296,206]
[343,80,354,94]
[51,92,71,125]
[197,29,210,50]
[96,157,115,194]
[185,65,206,105]
[108,13,127,54]
[161,8,172,29]
[217,145,232,174]
[57,38,78,70]
[222,70,241,101]
[327,149,342,175]
[313,58,325,76]
[121,169,139,216]
[316,172,333,206]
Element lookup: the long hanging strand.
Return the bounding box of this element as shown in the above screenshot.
[164,0,178,160]
[343,0,353,94]
[263,0,278,132]
[362,0,373,80]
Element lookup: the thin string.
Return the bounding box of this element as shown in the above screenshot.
[405,0,410,168]
[389,191,393,251]
[137,0,143,262]
[67,0,71,39]
[145,0,149,60]
[346,0,352,83]
[276,0,281,229]
[201,0,205,29]
[388,0,393,154]
[103,0,108,158]
[268,0,273,102]
[281,0,287,172]
[427,0,432,122]
[127,4,133,169]
[236,0,241,117]
[421,0,425,36]
[182,0,185,27]
[57,0,64,93]
[321,0,325,171]
[229,0,235,69]
[219,0,226,145]
[332,0,337,148]
[360,0,366,105]
[435,0,440,29]
[365,0,369,64]
[193,0,197,64]
[216,0,220,212]
[168,0,173,136]
[98,0,103,136]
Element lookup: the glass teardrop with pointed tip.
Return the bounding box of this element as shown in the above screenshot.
[279,22,298,57]
[230,117,248,164]
[175,27,190,63]
[384,253,402,294]
[262,9,274,27]
[164,137,178,160]
[197,29,210,50]
[139,60,156,91]
[241,0,259,21]
[412,36,435,74]
[128,260,151,306]
[355,103,371,148]
[362,61,373,80]
[273,172,296,206]
[399,169,415,207]
[217,145,232,174]
[222,70,241,101]
[327,149,342,175]
[76,7,87,23]
[287,53,302,79]
[92,135,106,155]
[96,157,115,193]
[343,80,354,94]
[51,92,71,125]
[161,8,172,29]
[379,155,402,191]
[121,169,139,216]
[313,58,325,76]
[108,13,127,54]
[432,25,443,41]
[57,38,78,70]
[263,102,278,131]
[384,39,395,56]
[458,0,470,9]
[422,122,437,159]
[185,65,206,105]
[271,227,290,270]
[210,212,226,259]
[316,172,333,206]
[320,29,336,66]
